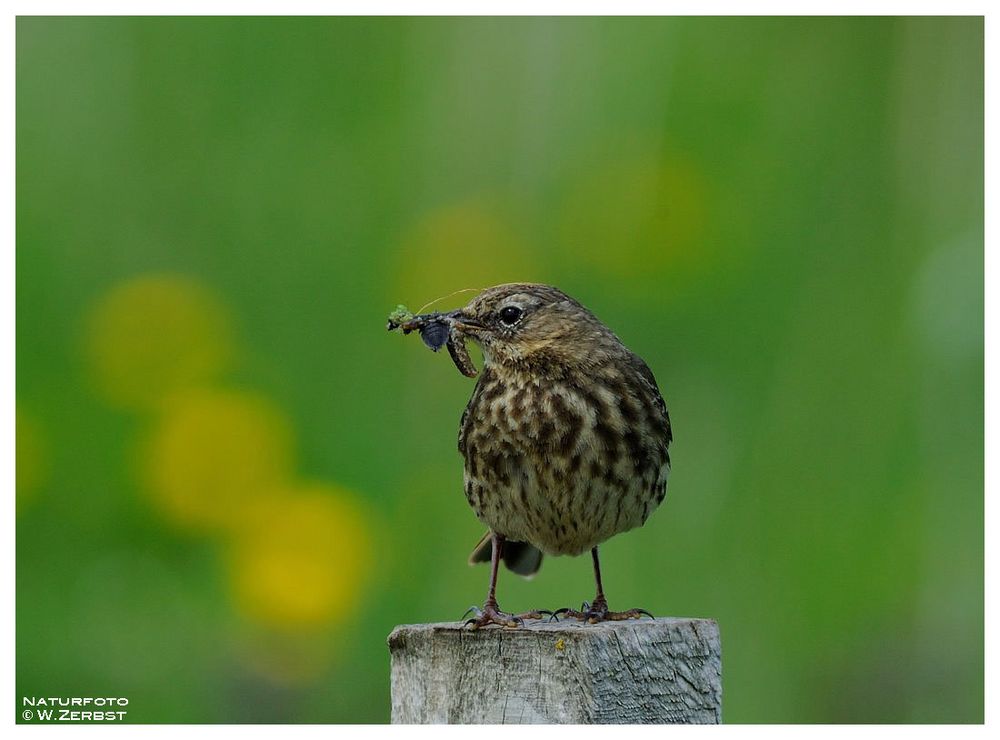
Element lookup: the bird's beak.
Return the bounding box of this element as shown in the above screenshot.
[441,308,486,334]
[399,308,485,335]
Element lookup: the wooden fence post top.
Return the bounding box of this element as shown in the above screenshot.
[388,617,722,724]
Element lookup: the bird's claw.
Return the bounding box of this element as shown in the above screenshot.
[460,600,523,629]
[550,599,655,624]
[625,608,656,621]
[519,609,554,620]
[460,603,555,629]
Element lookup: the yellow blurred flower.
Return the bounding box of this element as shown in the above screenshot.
[392,199,541,305]
[141,388,295,532]
[16,408,48,511]
[85,274,235,410]
[227,483,374,630]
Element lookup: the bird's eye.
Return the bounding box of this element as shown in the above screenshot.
[498,305,523,326]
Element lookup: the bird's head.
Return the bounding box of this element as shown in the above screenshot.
[435,283,620,373]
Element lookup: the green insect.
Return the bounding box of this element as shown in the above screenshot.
[386,304,414,331]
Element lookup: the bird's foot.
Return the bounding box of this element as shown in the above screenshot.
[462,600,553,629]
[550,597,654,624]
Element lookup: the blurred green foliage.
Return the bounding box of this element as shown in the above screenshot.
[16,16,983,723]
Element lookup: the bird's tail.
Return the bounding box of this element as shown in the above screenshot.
[468,531,543,578]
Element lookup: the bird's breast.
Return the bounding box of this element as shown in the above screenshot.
[458,367,670,556]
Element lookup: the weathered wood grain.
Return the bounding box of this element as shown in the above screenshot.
[388,618,721,724]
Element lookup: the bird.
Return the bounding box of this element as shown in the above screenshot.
[398,283,671,627]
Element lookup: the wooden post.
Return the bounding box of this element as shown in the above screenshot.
[387,617,721,724]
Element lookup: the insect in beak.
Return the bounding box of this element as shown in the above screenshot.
[387,309,479,378]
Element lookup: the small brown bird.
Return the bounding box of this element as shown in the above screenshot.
[397,283,671,627]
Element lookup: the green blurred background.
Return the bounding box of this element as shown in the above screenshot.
[16,16,983,723]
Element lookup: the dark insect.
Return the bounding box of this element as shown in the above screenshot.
[387,305,478,378]
[419,321,450,352]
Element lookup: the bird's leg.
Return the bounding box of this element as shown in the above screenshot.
[463,533,549,628]
[551,547,654,624]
